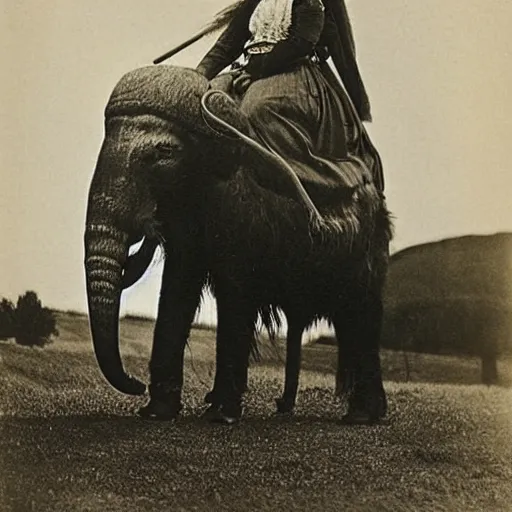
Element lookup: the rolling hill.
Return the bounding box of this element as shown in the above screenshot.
[382,232,512,383]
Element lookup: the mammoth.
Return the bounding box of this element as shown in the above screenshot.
[84,65,392,424]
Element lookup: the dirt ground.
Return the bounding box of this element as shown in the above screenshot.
[1,315,511,511]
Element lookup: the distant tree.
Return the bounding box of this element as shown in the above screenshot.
[481,346,498,385]
[0,298,16,340]
[402,336,412,383]
[14,291,59,347]
[383,233,512,386]
[382,300,510,385]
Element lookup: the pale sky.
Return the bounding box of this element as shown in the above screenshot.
[2,0,512,322]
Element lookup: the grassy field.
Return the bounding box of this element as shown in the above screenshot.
[1,312,512,511]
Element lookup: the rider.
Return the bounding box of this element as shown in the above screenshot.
[196,0,384,193]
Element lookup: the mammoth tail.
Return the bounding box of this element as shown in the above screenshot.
[249,305,283,363]
[200,89,330,233]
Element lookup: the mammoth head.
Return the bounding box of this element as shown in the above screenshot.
[105,65,250,141]
[84,65,249,396]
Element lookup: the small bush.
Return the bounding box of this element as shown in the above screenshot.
[314,335,336,346]
[123,313,155,322]
[0,298,16,340]
[192,322,216,331]
[14,291,59,347]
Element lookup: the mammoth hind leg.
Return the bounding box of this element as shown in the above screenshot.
[275,319,305,414]
[333,290,387,425]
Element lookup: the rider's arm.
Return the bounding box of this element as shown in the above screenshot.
[196,1,257,80]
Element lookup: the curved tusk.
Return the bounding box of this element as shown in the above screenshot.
[200,89,326,228]
[122,237,160,289]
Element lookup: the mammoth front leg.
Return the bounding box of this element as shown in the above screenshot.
[204,313,254,408]
[138,255,206,420]
[205,293,256,424]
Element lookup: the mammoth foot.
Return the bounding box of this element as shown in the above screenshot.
[201,403,242,425]
[341,381,388,425]
[275,397,295,415]
[138,384,183,420]
[138,382,182,420]
[138,398,182,420]
[340,410,389,426]
[205,383,248,406]
[204,390,218,405]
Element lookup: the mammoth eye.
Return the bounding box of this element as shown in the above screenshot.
[155,141,184,158]
[155,142,172,157]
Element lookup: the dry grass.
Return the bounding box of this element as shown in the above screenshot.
[1,312,512,511]
[1,311,510,418]
[27,311,512,383]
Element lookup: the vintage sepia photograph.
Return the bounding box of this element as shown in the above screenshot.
[2,0,511,510]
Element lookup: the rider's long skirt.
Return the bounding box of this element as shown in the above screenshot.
[236,60,384,199]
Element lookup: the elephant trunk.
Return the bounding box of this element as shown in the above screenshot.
[84,225,146,395]
[84,138,147,395]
